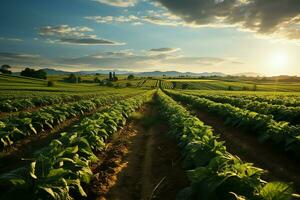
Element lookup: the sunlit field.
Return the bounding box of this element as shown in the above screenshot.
[1,0,300,199]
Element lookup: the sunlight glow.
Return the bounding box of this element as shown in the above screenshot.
[270,51,288,69]
[267,51,289,75]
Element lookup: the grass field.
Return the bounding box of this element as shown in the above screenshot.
[0,74,299,199]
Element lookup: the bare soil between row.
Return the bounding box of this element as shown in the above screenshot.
[87,101,189,200]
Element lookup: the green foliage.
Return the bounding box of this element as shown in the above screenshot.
[127,74,134,80]
[185,92,300,125]
[0,91,154,199]
[157,90,296,200]
[47,80,55,87]
[167,90,300,158]
[20,68,47,79]
[0,94,137,150]
[64,73,81,83]
[0,64,12,74]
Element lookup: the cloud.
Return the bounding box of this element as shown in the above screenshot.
[86,11,184,26]
[93,0,137,7]
[149,47,180,53]
[154,0,300,40]
[0,37,23,42]
[59,37,124,45]
[0,52,52,67]
[85,15,140,24]
[38,25,124,45]
[0,49,242,72]
[59,49,241,71]
[39,25,93,37]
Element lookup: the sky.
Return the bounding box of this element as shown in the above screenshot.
[0,0,300,76]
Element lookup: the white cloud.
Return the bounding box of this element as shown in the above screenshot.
[39,25,93,37]
[0,37,23,42]
[93,0,137,7]
[38,25,124,45]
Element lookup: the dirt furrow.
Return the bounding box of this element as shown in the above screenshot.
[88,102,189,200]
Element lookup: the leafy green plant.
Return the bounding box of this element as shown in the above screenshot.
[0,90,154,199]
[166,90,300,158]
[157,90,297,200]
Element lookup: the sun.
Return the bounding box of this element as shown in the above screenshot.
[270,51,288,69]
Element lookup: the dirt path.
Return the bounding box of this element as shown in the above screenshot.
[190,108,300,192]
[88,101,189,200]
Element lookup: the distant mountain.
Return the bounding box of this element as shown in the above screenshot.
[233,72,264,77]
[41,68,227,77]
[42,68,126,75]
[43,68,133,75]
[43,68,73,75]
[137,71,226,77]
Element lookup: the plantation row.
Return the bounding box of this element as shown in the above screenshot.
[0,90,154,199]
[158,90,297,199]
[0,94,98,113]
[159,80,174,89]
[0,91,143,151]
[230,94,300,107]
[184,92,300,124]
[166,90,300,158]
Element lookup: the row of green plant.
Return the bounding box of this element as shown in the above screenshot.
[159,80,174,89]
[231,94,300,107]
[157,90,298,200]
[184,92,300,124]
[0,92,141,151]
[0,94,93,113]
[0,90,154,199]
[166,90,300,158]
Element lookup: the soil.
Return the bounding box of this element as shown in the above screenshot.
[189,107,300,192]
[87,101,189,200]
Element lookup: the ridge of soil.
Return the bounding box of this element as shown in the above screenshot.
[87,101,189,200]
[189,107,300,192]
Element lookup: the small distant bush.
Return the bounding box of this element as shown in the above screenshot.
[253,84,257,91]
[107,81,113,87]
[126,82,132,87]
[94,77,100,83]
[127,74,134,80]
[99,80,105,86]
[47,80,55,87]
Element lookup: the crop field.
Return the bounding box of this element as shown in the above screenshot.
[0,74,300,200]
[168,78,300,92]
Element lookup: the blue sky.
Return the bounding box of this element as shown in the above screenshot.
[0,0,300,75]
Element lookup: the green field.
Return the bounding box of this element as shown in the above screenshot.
[167,78,300,92]
[0,74,299,199]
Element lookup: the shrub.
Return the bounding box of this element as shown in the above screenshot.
[47,80,55,87]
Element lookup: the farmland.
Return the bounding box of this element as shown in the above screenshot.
[0,74,300,200]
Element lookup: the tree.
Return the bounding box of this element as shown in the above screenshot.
[127,74,134,80]
[109,72,113,81]
[20,68,47,79]
[253,84,257,91]
[64,73,81,83]
[0,65,12,74]
[94,77,100,83]
[113,72,118,81]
